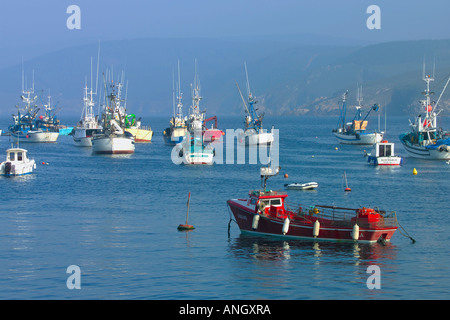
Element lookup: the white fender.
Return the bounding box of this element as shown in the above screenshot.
[252,214,260,230]
[313,220,320,237]
[282,217,290,235]
[352,224,360,240]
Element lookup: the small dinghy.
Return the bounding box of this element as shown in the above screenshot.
[284,182,318,190]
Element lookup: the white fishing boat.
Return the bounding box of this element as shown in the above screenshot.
[284,182,318,190]
[0,147,36,176]
[184,60,223,143]
[72,85,103,147]
[172,64,216,165]
[399,66,450,160]
[236,62,274,146]
[367,140,403,165]
[92,76,135,154]
[173,131,214,165]
[91,124,135,154]
[72,54,103,147]
[332,89,383,145]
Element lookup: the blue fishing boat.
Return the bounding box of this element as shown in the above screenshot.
[236,62,274,146]
[9,80,59,143]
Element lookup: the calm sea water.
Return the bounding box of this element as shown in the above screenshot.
[0,115,449,300]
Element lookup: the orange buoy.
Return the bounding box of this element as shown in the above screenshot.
[284,173,288,179]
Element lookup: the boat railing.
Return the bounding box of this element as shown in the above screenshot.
[284,202,398,229]
[249,190,287,197]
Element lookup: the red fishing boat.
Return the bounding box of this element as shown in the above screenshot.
[203,116,224,142]
[227,167,398,243]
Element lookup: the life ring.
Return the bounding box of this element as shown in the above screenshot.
[258,201,266,213]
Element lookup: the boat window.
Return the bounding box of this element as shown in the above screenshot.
[17,152,23,161]
[250,198,257,205]
[270,199,282,207]
[9,152,14,161]
[385,144,392,156]
[378,144,385,157]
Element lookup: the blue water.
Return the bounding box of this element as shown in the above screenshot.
[0,115,449,300]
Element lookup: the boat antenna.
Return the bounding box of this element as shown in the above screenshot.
[244,61,251,98]
[236,82,250,114]
[172,67,176,117]
[95,41,100,95]
[434,75,450,114]
[260,165,281,191]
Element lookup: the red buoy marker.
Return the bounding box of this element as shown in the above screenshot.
[178,192,195,231]
[343,171,351,192]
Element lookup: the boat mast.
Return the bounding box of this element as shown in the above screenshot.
[190,59,202,123]
[244,62,260,132]
[337,90,348,129]
[176,60,183,120]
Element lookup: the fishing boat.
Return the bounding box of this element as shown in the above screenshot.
[399,67,450,160]
[236,63,274,146]
[0,147,36,176]
[163,61,187,145]
[284,182,318,190]
[173,131,214,165]
[367,140,403,165]
[9,75,59,143]
[72,55,103,147]
[72,84,103,147]
[185,60,223,143]
[332,89,383,145]
[92,76,135,154]
[203,115,224,143]
[227,166,398,243]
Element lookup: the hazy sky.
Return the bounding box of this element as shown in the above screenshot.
[1,0,450,65]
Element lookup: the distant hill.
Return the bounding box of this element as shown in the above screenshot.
[1,36,450,120]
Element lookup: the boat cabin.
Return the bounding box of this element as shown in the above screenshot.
[6,148,29,162]
[374,140,394,157]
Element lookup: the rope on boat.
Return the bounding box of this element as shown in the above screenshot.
[397,222,416,243]
[226,205,237,238]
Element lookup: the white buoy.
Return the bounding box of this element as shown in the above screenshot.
[313,220,320,237]
[282,217,290,235]
[252,214,260,230]
[352,224,360,240]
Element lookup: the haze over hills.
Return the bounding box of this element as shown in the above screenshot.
[1,36,450,121]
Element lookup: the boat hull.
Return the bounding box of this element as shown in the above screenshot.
[125,128,153,143]
[333,131,383,145]
[399,137,450,160]
[239,130,274,146]
[72,128,102,147]
[11,130,59,143]
[92,136,135,154]
[0,160,36,176]
[368,156,403,165]
[73,136,93,147]
[183,152,214,165]
[163,132,184,146]
[227,200,397,243]
[203,129,223,143]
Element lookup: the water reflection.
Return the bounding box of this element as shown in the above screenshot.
[229,234,398,265]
